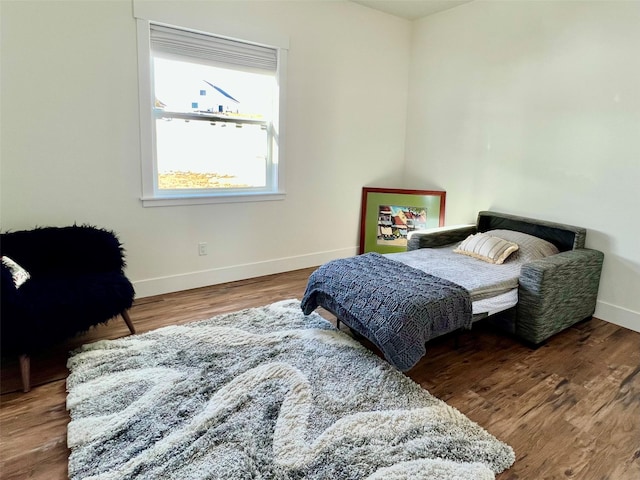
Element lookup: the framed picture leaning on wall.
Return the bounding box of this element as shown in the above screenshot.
[359,187,446,254]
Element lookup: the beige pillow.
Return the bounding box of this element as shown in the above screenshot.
[453,233,519,265]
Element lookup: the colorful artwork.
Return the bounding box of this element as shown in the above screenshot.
[376,205,428,246]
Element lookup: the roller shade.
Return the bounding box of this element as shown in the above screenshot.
[150,24,277,72]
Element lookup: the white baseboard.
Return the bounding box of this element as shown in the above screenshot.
[133,247,358,299]
[595,300,640,333]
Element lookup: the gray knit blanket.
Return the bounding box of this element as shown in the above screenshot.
[301,253,471,371]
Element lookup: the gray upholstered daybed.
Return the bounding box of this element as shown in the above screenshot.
[301,211,604,371]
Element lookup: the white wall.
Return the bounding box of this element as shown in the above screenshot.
[404,0,640,331]
[0,1,411,297]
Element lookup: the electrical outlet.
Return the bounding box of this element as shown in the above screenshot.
[198,242,208,256]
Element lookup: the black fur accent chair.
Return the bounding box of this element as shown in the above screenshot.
[1,225,135,392]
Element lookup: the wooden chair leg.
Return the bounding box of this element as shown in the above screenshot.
[121,309,136,334]
[19,354,30,393]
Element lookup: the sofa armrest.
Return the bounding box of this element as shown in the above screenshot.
[516,248,604,345]
[407,225,477,251]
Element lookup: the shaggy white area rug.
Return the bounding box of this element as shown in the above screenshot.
[66,299,515,479]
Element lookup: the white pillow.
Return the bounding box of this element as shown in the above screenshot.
[488,229,560,263]
[1,256,31,287]
[453,233,519,265]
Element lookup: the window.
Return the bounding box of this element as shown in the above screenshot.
[137,21,287,206]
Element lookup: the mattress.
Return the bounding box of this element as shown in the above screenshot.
[385,244,524,303]
[472,289,518,316]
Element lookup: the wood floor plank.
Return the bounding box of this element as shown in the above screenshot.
[1,267,639,479]
[0,382,70,480]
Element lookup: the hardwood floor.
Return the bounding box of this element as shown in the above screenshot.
[1,267,639,479]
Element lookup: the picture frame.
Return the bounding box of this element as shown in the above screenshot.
[359,187,446,254]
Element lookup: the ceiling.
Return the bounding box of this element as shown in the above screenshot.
[352,0,473,20]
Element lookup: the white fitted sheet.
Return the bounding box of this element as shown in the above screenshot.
[472,289,518,316]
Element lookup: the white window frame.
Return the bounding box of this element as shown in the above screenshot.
[136,19,288,207]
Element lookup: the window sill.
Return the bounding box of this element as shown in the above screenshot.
[141,191,286,207]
